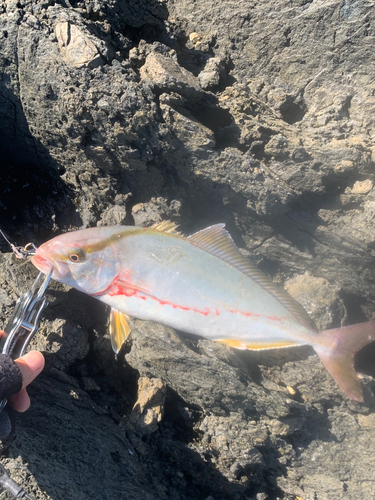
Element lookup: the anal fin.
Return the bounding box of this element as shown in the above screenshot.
[246,340,300,350]
[217,339,247,349]
[216,338,300,350]
[109,308,131,353]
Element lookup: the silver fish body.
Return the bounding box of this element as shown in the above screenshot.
[32,223,375,401]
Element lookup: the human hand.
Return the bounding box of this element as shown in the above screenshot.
[0,331,45,412]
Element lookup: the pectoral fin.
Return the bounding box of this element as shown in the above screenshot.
[109,308,131,353]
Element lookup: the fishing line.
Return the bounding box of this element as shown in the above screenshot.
[0,229,37,259]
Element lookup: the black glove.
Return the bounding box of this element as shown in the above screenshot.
[0,354,22,439]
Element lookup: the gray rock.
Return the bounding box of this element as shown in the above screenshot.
[5,368,160,500]
[0,0,375,498]
[198,57,226,90]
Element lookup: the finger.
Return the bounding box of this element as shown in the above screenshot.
[8,387,30,412]
[15,351,45,388]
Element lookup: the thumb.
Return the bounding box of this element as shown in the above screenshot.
[15,351,45,388]
[8,352,45,412]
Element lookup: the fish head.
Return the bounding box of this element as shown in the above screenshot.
[32,227,121,295]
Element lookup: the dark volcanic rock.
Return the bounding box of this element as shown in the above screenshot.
[0,0,375,499]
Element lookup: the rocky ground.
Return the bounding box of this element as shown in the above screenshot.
[0,0,375,498]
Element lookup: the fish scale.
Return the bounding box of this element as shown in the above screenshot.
[89,229,309,343]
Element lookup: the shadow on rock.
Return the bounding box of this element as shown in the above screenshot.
[0,83,80,246]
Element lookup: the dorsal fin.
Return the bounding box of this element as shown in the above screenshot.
[188,224,316,330]
[151,220,181,235]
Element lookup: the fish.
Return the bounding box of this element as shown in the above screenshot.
[31,221,375,402]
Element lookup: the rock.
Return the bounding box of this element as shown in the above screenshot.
[131,197,183,227]
[284,272,346,330]
[139,51,202,99]
[97,204,127,226]
[188,32,200,44]
[128,377,167,435]
[37,317,90,371]
[159,93,216,150]
[351,179,373,194]
[0,0,375,498]
[55,21,103,68]
[263,134,289,160]
[112,0,168,28]
[4,368,160,500]
[198,57,226,90]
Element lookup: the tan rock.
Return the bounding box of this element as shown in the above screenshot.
[129,377,167,435]
[347,136,368,149]
[333,159,354,172]
[55,21,103,68]
[284,272,346,330]
[139,52,201,98]
[351,179,373,194]
[357,414,375,428]
[189,32,200,44]
[132,203,145,214]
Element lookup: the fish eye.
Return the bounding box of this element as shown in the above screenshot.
[68,249,85,263]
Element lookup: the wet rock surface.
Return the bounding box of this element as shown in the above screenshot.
[0,0,375,499]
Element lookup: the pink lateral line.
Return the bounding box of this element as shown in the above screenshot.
[93,275,145,298]
[228,310,282,322]
[151,297,210,315]
[97,279,212,315]
[97,277,283,321]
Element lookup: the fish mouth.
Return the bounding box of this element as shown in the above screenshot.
[32,247,70,282]
[31,252,61,279]
[31,253,50,273]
